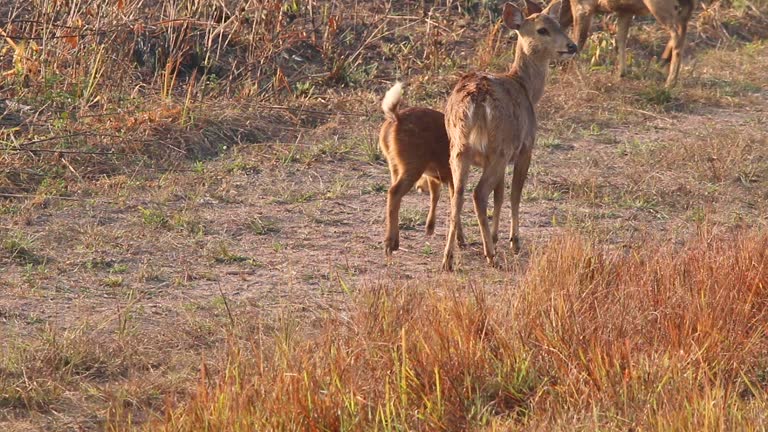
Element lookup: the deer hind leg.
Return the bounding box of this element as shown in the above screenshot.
[509,146,532,254]
[473,161,506,266]
[616,13,632,77]
[491,178,504,245]
[384,172,419,256]
[425,177,441,236]
[441,153,470,271]
[448,180,466,247]
[660,38,674,66]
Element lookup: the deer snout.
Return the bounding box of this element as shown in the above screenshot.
[557,41,578,58]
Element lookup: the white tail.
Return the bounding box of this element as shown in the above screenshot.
[381,82,403,121]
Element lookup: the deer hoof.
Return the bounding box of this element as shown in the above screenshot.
[510,236,521,254]
[384,236,399,256]
[441,254,454,272]
[425,222,436,236]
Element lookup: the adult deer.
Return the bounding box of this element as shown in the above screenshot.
[559,0,695,87]
[441,0,577,271]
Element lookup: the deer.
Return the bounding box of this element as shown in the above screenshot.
[557,0,695,87]
[379,82,464,256]
[441,0,577,271]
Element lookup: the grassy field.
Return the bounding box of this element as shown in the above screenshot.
[2,0,768,430]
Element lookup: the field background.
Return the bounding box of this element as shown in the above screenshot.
[2,0,768,430]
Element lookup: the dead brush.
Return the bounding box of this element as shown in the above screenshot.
[141,230,768,430]
[378,82,464,256]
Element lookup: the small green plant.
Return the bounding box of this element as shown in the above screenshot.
[272,189,315,204]
[399,208,426,230]
[212,244,254,265]
[103,276,124,287]
[111,264,129,274]
[294,80,315,98]
[640,86,674,106]
[172,213,205,236]
[2,233,44,266]
[539,135,567,151]
[139,207,169,228]
[249,216,280,235]
[192,161,205,174]
[362,183,388,195]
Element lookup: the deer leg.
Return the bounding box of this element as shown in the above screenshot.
[660,38,674,66]
[491,178,504,245]
[442,153,470,271]
[509,146,532,254]
[572,7,594,50]
[473,162,505,266]
[425,177,441,236]
[665,24,687,88]
[388,162,399,185]
[616,13,632,77]
[384,173,418,256]
[448,180,466,248]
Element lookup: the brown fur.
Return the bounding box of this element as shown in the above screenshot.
[441,1,577,271]
[379,83,464,256]
[558,0,695,87]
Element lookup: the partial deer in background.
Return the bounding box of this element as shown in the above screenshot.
[379,82,464,256]
[441,0,577,271]
[557,0,695,87]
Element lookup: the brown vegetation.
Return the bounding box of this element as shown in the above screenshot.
[1,0,768,430]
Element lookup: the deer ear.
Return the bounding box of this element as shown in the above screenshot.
[542,0,562,20]
[502,2,524,30]
[524,0,544,15]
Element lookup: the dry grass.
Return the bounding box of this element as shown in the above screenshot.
[2,0,768,430]
[119,231,768,430]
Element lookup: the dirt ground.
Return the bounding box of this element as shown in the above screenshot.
[2,36,768,430]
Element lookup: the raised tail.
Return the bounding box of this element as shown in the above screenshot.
[381,82,403,122]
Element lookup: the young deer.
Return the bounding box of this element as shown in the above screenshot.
[441,1,576,271]
[379,82,464,256]
[558,0,695,87]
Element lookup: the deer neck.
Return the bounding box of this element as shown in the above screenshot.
[507,42,549,106]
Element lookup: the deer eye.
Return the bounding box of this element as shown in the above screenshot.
[537,27,549,36]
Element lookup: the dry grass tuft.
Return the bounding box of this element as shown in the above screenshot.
[136,232,768,431]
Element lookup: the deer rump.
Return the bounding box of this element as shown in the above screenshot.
[447,73,537,168]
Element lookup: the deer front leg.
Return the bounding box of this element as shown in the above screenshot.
[616,13,632,77]
[448,180,466,247]
[665,24,688,88]
[491,178,504,244]
[572,4,594,50]
[509,146,532,254]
